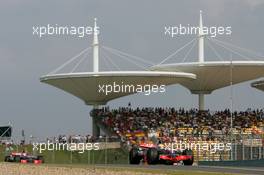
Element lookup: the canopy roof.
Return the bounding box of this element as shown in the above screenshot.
[251,80,264,91]
[151,61,264,94]
[40,71,196,105]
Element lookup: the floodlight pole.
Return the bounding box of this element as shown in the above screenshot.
[229,54,234,160]
[198,10,205,111]
[92,18,100,137]
[230,55,234,132]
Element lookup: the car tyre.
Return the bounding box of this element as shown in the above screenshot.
[129,148,141,164]
[146,148,159,165]
[182,149,194,166]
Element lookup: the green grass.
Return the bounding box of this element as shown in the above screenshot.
[0,145,129,164]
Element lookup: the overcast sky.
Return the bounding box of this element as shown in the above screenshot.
[0,0,263,141]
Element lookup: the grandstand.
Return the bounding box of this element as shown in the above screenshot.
[92,107,264,161]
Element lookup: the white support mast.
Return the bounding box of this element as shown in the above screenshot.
[93,18,99,73]
[92,18,100,137]
[198,10,204,63]
[198,10,205,110]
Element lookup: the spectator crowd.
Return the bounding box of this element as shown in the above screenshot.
[92,107,264,144]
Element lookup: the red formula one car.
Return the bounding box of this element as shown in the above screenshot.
[129,143,194,165]
[4,152,44,164]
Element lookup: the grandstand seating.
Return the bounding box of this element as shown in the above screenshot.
[92,107,264,161]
